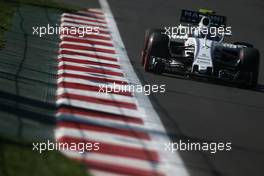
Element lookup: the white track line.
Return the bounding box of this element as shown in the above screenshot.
[60,22,109,33]
[62,17,107,26]
[57,69,127,82]
[60,35,113,45]
[58,54,119,66]
[57,88,135,104]
[99,0,190,175]
[61,21,108,29]
[60,41,114,51]
[89,169,125,176]
[57,77,126,89]
[55,128,156,150]
[55,112,145,129]
[60,151,162,175]
[62,13,106,23]
[57,77,127,89]
[58,61,122,73]
[78,10,105,17]
[56,99,144,118]
[59,48,117,58]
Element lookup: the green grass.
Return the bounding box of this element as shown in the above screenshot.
[0,137,90,176]
[17,0,81,11]
[0,0,81,48]
[0,0,17,48]
[0,1,89,175]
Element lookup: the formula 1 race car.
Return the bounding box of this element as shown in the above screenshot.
[141,9,260,88]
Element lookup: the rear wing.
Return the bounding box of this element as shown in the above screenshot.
[180,9,227,27]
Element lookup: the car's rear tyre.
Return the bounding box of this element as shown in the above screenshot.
[238,48,260,88]
[141,28,164,65]
[143,32,169,72]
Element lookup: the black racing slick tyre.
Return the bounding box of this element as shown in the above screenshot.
[143,32,169,72]
[141,28,164,65]
[239,48,260,88]
[153,61,165,74]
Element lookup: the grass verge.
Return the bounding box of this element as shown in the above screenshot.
[0,1,88,175]
[0,0,80,48]
[0,0,17,48]
[0,137,90,176]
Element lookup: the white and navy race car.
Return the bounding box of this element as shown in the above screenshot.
[141,9,260,88]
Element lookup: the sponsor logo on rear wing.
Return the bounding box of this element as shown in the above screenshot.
[180,9,227,27]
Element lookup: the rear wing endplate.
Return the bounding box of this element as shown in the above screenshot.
[180,9,227,27]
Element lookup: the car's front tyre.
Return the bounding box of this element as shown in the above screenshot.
[238,48,260,88]
[143,31,169,73]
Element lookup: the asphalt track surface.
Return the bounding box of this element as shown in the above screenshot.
[104,0,264,176]
[53,0,263,175]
